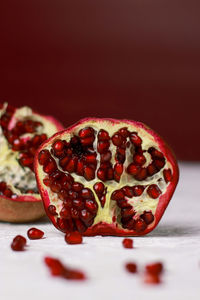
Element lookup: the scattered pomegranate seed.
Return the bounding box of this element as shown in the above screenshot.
[65,232,83,244]
[27,228,44,240]
[125,262,137,273]
[44,256,86,280]
[145,262,163,275]
[122,238,133,249]
[144,273,161,285]
[11,235,27,251]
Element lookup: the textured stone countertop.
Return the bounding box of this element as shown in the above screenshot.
[1,162,200,300]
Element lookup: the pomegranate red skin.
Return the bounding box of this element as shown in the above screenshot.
[35,117,179,236]
[0,110,64,223]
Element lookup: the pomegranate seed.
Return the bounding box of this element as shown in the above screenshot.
[121,207,135,218]
[130,132,142,146]
[80,209,93,224]
[80,136,95,146]
[48,205,58,215]
[85,199,98,212]
[133,218,147,232]
[147,184,161,199]
[144,273,161,284]
[60,207,71,219]
[114,163,123,175]
[154,159,165,169]
[98,129,110,140]
[72,182,83,192]
[117,199,131,208]
[100,195,106,207]
[65,158,77,173]
[132,185,144,196]
[97,141,110,154]
[123,186,134,198]
[147,163,157,176]
[76,159,84,176]
[70,207,79,219]
[163,169,172,182]
[112,134,124,146]
[50,182,62,193]
[145,262,163,275]
[127,163,140,176]
[81,188,93,199]
[79,127,94,138]
[149,147,164,159]
[44,257,65,276]
[52,140,64,152]
[84,166,95,181]
[97,168,107,181]
[94,182,104,194]
[107,167,114,180]
[75,219,87,233]
[65,231,83,244]
[20,157,34,167]
[11,235,26,251]
[119,127,129,137]
[57,218,68,231]
[85,153,96,164]
[122,238,133,249]
[111,190,124,200]
[125,262,137,273]
[27,228,44,239]
[38,150,50,165]
[43,161,56,174]
[133,153,146,165]
[3,188,13,197]
[135,168,147,181]
[100,151,111,162]
[0,181,7,192]
[141,211,154,225]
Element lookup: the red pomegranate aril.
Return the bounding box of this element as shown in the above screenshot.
[97,141,110,154]
[135,168,147,181]
[144,273,161,285]
[79,127,94,138]
[43,161,56,174]
[147,184,161,199]
[3,189,13,198]
[48,205,58,216]
[0,181,7,192]
[114,163,123,175]
[63,198,73,208]
[65,231,83,244]
[123,186,134,198]
[72,182,83,192]
[38,150,50,165]
[118,199,131,208]
[70,207,79,219]
[141,211,154,225]
[11,235,27,251]
[145,262,163,275]
[57,218,68,231]
[84,166,95,181]
[75,219,87,233]
[127,163,140,176]
[76,160,84,176]
[52,140,64,152]
[147,163,157,176]
[85,199,98,212]
[97,168,107,181]
[133,218,147,232]
[20,157,34,167]
[122,238,133,249]
[27,227,44,239]
[101,151,111,162]
[149,147,164,159]
[133,154,146,166]
[81,136,95,146]
[44,257,65,276]
[132,185,144,196]
[125,262,137,273]
[130,132,142,146]
[94,182,104,194]
[154,159,165,170]
[60,207,71,219]
[81,188,93,199]
[85,154,96,164]
[58,189,69,201]
[65,158,77,173]
[50,182,62,193]
[107,167,114,180]
[112,133,124,146]
[73,199,84,209]
[98,129,110,141]
[119,127,129,138]
[163,169,172,183]
[59,156,70,168]
[121,207,135,218]
[111,190,124,201]
[99,195,106,207]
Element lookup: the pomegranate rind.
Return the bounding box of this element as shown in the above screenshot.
[0,108,64,223]
[35,117,179,236]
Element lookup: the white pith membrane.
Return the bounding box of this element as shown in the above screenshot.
[38,119,173,233]
[0,103,60,199]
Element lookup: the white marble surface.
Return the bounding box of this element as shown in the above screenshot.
[0,162,200,300]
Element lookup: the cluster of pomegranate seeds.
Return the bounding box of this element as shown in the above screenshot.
[44,256,86,280]
[122,238,133,249]
[65,231,83,244]
[0,104,47,171]
[144,262,164,284]
[38,124,173,234]
[27,228,44,240]
[125,262,137,273]
[11,235,27,251]
[0,181,15,198]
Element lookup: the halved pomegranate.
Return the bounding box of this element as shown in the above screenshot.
[35,118,179,236]
[0,102,63,222]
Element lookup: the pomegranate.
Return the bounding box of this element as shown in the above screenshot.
[125,262,137,273]
[0,102,63,222]
[35,118,179,236]
[65,231,83,244]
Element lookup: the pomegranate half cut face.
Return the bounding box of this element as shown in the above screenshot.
[35,118,179,236]
[0,103,63,222]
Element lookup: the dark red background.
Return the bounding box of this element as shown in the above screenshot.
[0,1,199,160]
